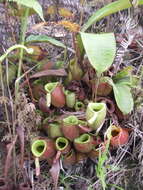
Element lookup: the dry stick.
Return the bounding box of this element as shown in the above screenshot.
[5,58,14,137]
[0,55,13,143]
[15,65,38,91]
[22,65,35,103]
[0,69,12,136]
[79,0,86,26]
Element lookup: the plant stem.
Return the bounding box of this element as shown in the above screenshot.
[94,74,101,102]
[15,7,29,98]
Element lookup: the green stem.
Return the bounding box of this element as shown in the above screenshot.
[94,74,101,102]
[0,45,32,63]
[81,0,143,32]
[15,7,29,97]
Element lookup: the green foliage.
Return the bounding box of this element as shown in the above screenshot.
[95,140,110,190]
[81,0,143,32]
[5,64,17,84]
[105,73,134,115]
[113,66,133,85]
[8,0,44,21]
[76,34,85,61]
[113,82,134,115]
[0,44,33,63]
[112,67,134,114]
[59,174,74,190]
[80,32,116,75]
[26,35,66,48]
[79,31,134,114]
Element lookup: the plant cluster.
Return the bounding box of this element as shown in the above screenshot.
[0,0,143,190]
[30,70,130,188]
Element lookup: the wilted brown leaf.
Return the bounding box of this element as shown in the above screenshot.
[4,136,17,179]
[31,22,46,30]
[17,126,25,168]
[50,158,61,190]
[30,69,67,79]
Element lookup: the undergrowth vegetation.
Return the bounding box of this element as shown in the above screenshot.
[0,0,143,190]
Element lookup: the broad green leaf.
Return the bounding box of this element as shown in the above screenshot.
[113,83,134,114]
[80,32,116,74]
[8,0,44,21]
[81,0,141,32]
[26,35,66,48]
[105,77,134,114]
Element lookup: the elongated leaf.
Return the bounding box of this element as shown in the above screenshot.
[8,0,44,21]
[81,0,138,32]
[80,32,116,74]
[113,83,134,114]
[26,35,66,48]
[76,34,85,61]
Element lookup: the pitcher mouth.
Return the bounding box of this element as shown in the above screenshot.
[31,140,47,157]
[86,102,106,130]
[105,125,120,139]
[111,129,120,137]
[89,102,106,113]
[44,82,58,93]
[75,101,85,111]
[75,134,90,144]
[63,115,79,126]
[56,137,69,151]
